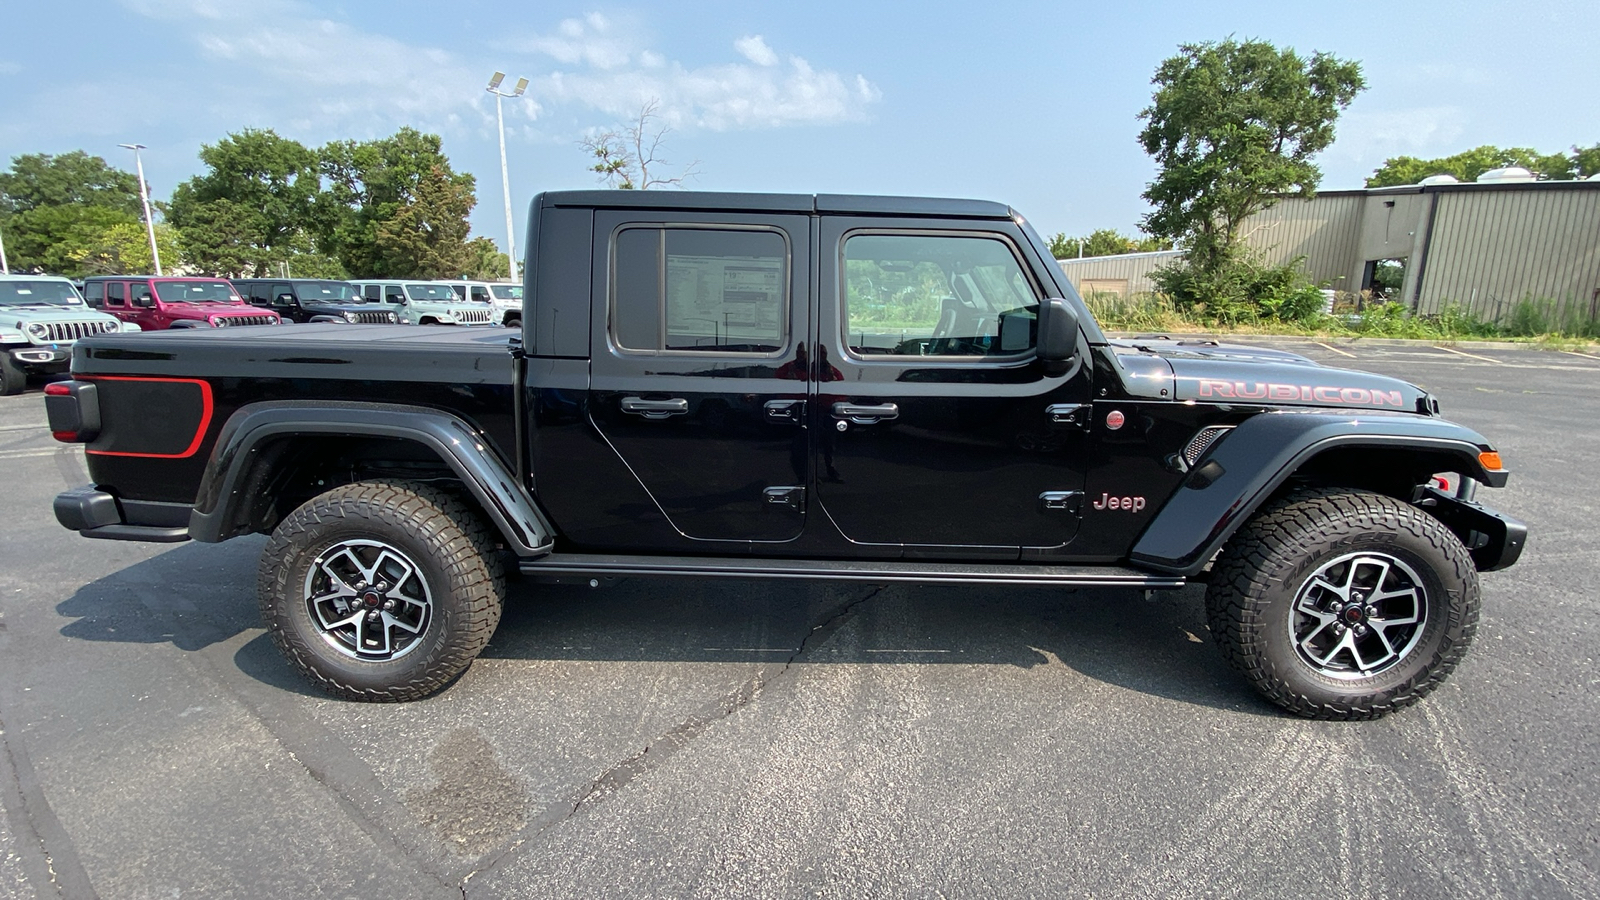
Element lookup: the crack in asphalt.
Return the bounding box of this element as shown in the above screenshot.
[458,585,886,892]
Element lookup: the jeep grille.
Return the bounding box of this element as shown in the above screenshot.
[1182,425,1234,468]
[454,308,492,325]
[214,315,278,327]
[350,310,394,324]
[32,320,119,344]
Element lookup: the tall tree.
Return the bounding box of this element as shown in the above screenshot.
[463,236,510,281]
[319,128,478,277]
[374,165,476,279]
[166,129,323,276]
[579,100,700,190]
[0,151,141,216]
[1138,38,1365,276]
[1367,144,1590,186]
[0,152,144,275]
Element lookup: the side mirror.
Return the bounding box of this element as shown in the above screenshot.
[274,294,295,306]
[134,293,155,309]
[1036,298,1080,376]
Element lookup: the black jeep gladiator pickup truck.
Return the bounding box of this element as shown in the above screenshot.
[45,191,1526,718]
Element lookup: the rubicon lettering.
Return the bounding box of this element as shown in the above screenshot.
[1196,380,1405,407]
[1092,493,1146,512]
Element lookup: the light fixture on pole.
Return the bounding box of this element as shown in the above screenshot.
[486,71,529,283]
[118,143,163,276]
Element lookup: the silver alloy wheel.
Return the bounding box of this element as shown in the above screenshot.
[303,538,434,661]
[1289,551,1429,680]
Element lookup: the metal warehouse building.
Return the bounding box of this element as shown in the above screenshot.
[1059,176,1600,324]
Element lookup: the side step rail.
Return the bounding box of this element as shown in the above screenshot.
[519,553,1185,589]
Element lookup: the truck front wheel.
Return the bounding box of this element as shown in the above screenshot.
[0,353,26,395]
[1205,488,1479,719]
[258,481,506,701]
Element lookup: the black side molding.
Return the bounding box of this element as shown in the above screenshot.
[520,553,1186,589]
[54,485,190,543]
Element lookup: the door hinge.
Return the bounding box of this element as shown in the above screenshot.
[763,485,806,512]
[1038,490,1083,514]
[1046,403,1092,427]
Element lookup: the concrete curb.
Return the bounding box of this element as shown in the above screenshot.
[1104,331,1600,353]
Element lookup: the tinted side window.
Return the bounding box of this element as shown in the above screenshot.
[362,285,381,302]
[106,282,125,307]
[85,282,104,307]
[841,233,1039,358]
[385,286,405,304]
[470,286,489,302]
[271,283,294,304]
[611,226,787,354]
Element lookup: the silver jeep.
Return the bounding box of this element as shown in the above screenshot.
[0,275,138,395]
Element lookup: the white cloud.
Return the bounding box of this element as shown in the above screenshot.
[1327,105,1469,170]
[513,24,881,130]
[734,35,779,67]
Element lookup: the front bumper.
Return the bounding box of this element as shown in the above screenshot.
[1419,485,1527,571]
[10,346,71,368]
[54,485,191,542]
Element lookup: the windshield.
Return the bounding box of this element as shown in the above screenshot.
[491,285,522,300]
[154,281,239,303]
[0,280,83,306]
[298,281,363,302]
[404,284,458,302]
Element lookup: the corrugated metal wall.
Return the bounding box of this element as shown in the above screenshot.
[1238,194,1365,288]
[1056,251,1182,296]
[1417,188,1600,323]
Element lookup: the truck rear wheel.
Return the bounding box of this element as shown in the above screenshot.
[258,481,505,702]
[1205,488,1479,719]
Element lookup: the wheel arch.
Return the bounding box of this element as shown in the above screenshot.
[1129,411,1508,576]
[189,401,554,557]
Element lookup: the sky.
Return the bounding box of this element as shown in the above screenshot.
[2,0,1597,258]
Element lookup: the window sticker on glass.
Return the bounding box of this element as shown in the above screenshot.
[613,227,787,354]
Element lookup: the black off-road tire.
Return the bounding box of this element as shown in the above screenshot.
[1205,488,1479,719]
[259,480,506,702]
[0,352,26,396]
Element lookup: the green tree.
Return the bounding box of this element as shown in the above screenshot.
[1048,228,1172,260]
[0,152,145,275]
[319,128,479,278]
[1138,38,1365,277]
[166,129,324,276]
[0,151,141,216]
[1573,143,1600,178]
[463,236,510,280]
[70,222,181,275]
[373,165,476,279]
[1366,145,1581,186]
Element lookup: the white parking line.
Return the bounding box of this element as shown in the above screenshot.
[1561,350,1600,360]
[0,448,72,460]
[1312,341,1357,358]
[0,423,49,433]
[1434,345,1504,364]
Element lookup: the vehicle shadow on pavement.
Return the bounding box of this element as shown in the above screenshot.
[54,538,263,652]
[52,543,1273,714]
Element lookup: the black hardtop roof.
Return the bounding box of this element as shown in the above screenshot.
[83,275,231,282]
[537,190,1016,220]
[231,277,355,283]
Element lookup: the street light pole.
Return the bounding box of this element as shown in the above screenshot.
[486,72,529,283]
[0,222,9,274]
[118,143,162,276]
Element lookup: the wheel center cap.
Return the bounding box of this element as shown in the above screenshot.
[1343,605,1365,624]
[361,591,382,609]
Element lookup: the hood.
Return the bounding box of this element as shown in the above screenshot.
[1109,337,1433,414]
[2,305,119,326]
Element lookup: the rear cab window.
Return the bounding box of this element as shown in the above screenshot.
[610,226,789,355]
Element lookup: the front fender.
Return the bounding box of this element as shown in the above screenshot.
[188,401,555,557]
[1129,410,1507,575]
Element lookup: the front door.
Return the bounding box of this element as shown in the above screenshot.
[811,220,1092,557]
[586,211,812,544]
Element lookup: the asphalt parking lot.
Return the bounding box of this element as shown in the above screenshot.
[1,342,1597,899]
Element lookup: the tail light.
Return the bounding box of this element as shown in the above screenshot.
[45,381,100,442]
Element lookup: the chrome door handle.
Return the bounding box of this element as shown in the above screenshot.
[620,397,689,419]
[832,402,899,423]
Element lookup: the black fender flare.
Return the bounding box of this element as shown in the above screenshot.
[188,400,555,557]
[1129,410,1508,575]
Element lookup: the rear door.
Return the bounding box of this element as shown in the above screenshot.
[587,210,811,544]
[811,219,1093,557]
